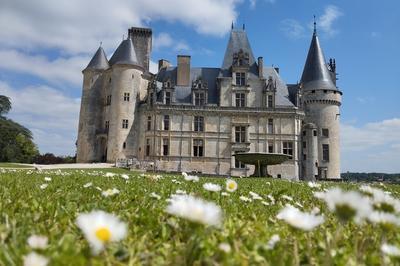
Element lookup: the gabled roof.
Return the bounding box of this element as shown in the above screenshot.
[109,38,140,66]
[85,47,109,70]
[300,30,336,90]
[220,29,258,77]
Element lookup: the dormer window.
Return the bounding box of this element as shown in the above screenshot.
[165,91,171,105]
[235,72,246,86]
[194,92,205,106]
[233,49,249,67]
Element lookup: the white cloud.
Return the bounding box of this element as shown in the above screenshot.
[317,5,343,37]
[0,81,80,156]
[249,0,275,9]
[0,0,240,54]
[341,118,400,173]
[0,49,88,87]
[153,32,190,52]
[280,19,305,39]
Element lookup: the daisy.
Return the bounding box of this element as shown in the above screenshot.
[203,183,222,192]
[76,210,127,254]
[101,188,120,197]
[381,243,400,257]
[239,196,252,202]
[314,188,372,223]
[277,205,324,231]
[39,184,48,190]
[121,174,129,180]
[182,172,199,182]
[176,189,187,194]
[361,186,400,213]
[368,211,400,227]
[104,172,116,177]
[221,192,230,196]
[27,235,48,250]
[23,252,49,266]
[261,201,270,206]
[281,195,293,201]
[226,179,238,192]
[267,194,276,204]
[218,243,231,253]
[150,192,161,200]
[44,177,52,182]
[266,234,280,250]
[83,182,92,188]
[307,182,321,189]
[249,191,263,200]
[165,195,222,227]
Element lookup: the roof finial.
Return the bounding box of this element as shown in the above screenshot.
[100,41,102,47]
[313,15,317,35]
[122,34,125,41]
[231,21,234,30]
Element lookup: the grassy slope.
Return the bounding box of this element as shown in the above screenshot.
[0,163,33,168]
[1,169,400,265]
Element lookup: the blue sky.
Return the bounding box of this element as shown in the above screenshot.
[0,0,399,172]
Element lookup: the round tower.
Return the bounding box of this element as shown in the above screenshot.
[300,23,342,180]
[106,37,145,162]
[76,46,109,162]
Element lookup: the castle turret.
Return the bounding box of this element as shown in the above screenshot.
[77,46,109,162]
[106,34,149,162]
[300,21,342,180]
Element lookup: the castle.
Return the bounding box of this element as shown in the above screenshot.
[76,23,342,180]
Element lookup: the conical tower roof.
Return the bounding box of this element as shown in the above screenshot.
[85,46,109,70]
[300,27,336,90]
[109,38,140,67]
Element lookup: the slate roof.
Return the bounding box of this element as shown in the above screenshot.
[85,47,109,70]
[300,30,337,91]
[109,38,140,66]
[263,67,295,107]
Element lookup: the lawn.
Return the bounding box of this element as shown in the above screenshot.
[1,168,400,265]
[0,163,34,169]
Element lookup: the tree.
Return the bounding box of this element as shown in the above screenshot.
[0,95,11,116]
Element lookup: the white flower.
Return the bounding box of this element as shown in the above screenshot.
[101,188,120,197]
[281,195,293,201]
[95,186,102,191]
[121,174,129,180]
[240,196,252,202]
[23,252,49,266]
[295,201,304,209]
[368,211,400,226]
[176,189,187,194]
[249,191,263,200]
[39,184,48,190]
[307,182,321,189]
[226,179,238,192]
[182,172,199,182]
[27,235,48,249]
[172,179,182,184]
[165,195,222,227]
[277,205,324,231]
[221,192,230,196]
[261,201,269,206]
[314,188,372,223]
[218,242,231,253]
[104,172,116,177]
[83,182,93,188]
[76,210,127,254]
[203,183,222,192]
[266,181,271,186]
[150,192,161,200]
[44,177,52,182]
[267,194,275,204]
[361,185,400,213]
[381,243,400,257]
[266,234,280,250]
[311,207,321,215]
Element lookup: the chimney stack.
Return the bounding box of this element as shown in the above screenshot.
[177,55,191,86]
[128,27,152,72]
[158,59,170,70]
[258,57,264,78]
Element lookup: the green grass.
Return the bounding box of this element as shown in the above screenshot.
[0,163,33,168]
[1,169,400,265]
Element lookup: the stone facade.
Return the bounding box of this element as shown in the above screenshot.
[76,25,342,180]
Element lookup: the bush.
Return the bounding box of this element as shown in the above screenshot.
[33,153,76,164]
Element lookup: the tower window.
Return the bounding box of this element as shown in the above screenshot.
[193,139,204,157]
[163,138,169,156]
[303,141,306,149]
[194,92,205,106]
[122,119,129,129]
[194,116,204,132]
[282,141,293,156]
[313,130,317,136]
[235,93,246,107]
[163,115,170,131]
[322,144,329,161]
[106,95,112,105]
[149,92,154,106]
[165,91,171,105]
[123,142,126,149]
[105,121,109,132]
[268,119,274,134]
[132,74,134,79]
[235,72,246,86]
[109,77,112,83]
[267,95,273,108]
[147,116,152,131]
[322,128,329,137]
[146,139,150,156]
[123,92,130,101]
[235,126,246,143]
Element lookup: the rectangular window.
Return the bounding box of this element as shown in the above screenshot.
[165,91,171,105]
[194,92,205,106]
[194,116,204,132]
[146,139,150,156]
[303,141,306,149]
[268,143,274,153]
[193,139,204,157]
[105,121,109,132]
[163,138,169,156]
[322,128,329,137]
[303,154,306,160]
[123,142,126,149]
[282,141,293,156]
[147,116,152,131]
[123,92,130,101]
[322,144,329,161]
[235,126,246,143]
[235,72,246,86]
[235,93,246,107]
[267,95,273,108]
[122,119,128,129]
[268,119,274,133]
[313,130,317,136]
[106,95,112,105]
[163,115,170,131]
[235,152,246,169]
